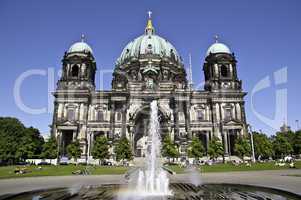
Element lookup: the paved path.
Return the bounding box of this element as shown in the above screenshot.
[0,169,300,196]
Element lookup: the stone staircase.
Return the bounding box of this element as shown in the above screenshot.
[133,157,146,167]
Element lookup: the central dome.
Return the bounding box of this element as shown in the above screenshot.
[116,17,182,66]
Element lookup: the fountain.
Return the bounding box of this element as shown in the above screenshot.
[119,100,172,199]
[134,101,171,196]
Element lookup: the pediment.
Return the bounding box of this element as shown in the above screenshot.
[57,120,77,126]
[224,119,242,125]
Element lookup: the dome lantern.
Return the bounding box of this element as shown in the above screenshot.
[145,11,155,35]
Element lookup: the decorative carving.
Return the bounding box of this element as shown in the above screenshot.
[162,69,169,80]
[130,69,138,81]
[146,77,155,89]
[141,63,160,75]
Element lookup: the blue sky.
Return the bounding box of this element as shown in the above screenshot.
[0,0,300,136]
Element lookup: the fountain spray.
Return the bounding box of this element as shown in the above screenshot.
[120,100,172,199]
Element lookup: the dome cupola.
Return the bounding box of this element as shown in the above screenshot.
[206,35,231,56]
[68,35,93,54]
[58,34,96,90]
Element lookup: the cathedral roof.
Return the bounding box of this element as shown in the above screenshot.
[68,35,93,54]
[206,35,231,56]
[116,13,182,66]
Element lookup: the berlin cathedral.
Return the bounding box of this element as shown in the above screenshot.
[51,14,248,160]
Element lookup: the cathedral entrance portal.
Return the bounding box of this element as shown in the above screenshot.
[61,130,73,156]
[133,106,169,157]
[228,129,239,156]
[133,108,150,157]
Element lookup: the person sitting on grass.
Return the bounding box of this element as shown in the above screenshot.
[275,161,286,166]
[231,160,240,166]
[289,161,296,168]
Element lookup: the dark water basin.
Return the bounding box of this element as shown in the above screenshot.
[0,183,300,200]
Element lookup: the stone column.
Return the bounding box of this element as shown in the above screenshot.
[220,103,225,121]
[206,105,210,121]
[229,64,233,76]
[110,104,115,135]
[241,102,246,123]
[206,131,209,154]
[57,130,62,157]
[79,103,84,121]
[87,131,92,158]
[213,104,217,137]
[169,127,174,142]
[236,103,241,121]
[223,130,229,156]
[57,103,63,120]
[63,104,67,120]
[215,103,220,121]
[75,107,79,121]
[122,104,127,137]
[214,64,219,77]
[90,132,94,156]
[228,130,231,156]
[186,100,192,139]
[72,130,77,141]
[174,101,179,140]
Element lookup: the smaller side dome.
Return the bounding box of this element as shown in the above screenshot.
[68,35,93,54]
[206,35,231,56]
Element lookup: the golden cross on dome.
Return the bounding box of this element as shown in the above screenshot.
[148,10,152,19]
[145,11,154,34]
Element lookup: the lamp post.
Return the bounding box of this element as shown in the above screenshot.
[247,124,256,163]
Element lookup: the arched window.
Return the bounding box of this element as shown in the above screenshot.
[221,65,229,77]
[71,64,79,77]
[67,109,75,121]
[117,112,122,121]
[97,110,104,121]
[197,110,204,121]
[225,108,232,120]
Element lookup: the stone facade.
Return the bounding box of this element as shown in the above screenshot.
[51,17,248,160]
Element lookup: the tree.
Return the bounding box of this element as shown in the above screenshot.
[208,136,224,161]
[293,130,301,155]
[234,137,251,161]
[162,135,179,163]
[41,137,58,159]
[272,133,293,159]
[0,117,44,164]
[187,137,205,159]
[253,132,273,159]
[66,140,82,163]
[114,136,133,162]
[92,136,110,165]
[17,127,44,161]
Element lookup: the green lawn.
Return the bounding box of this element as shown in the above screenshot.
[166,161,301,174]
[90,166,128,175]
[0,161,300,179]
[0,165,128,179]
[0,165,83,179]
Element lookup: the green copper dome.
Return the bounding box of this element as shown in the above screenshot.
[68,35,93,54]
[116,17,182,66]
[206,36,231,56]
